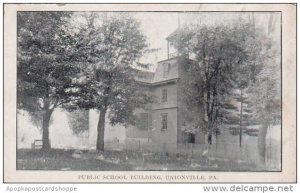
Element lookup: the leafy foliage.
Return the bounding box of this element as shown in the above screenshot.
[68,13,151,150]
[172,21,278,144]
[67,109,89,135]
[17,12,81,149]
[71,13,150,119]
[17,12,80,112]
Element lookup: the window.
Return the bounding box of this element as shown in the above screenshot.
[162,89,168,103]
[139,113,148,130]
[161,113,168,131]
[163,63,171,78]
[188,133,196,143]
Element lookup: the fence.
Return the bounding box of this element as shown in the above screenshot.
[105,140,263,167]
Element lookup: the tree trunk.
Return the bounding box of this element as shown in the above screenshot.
[207,115,213,145]
[96,109,106,151]
[42,109,53,150]
[206,83,212,145]
[239,88,243,148]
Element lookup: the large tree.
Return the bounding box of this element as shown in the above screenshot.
[247,36,281,162]
[71,13,150,151]
[17,12,80,150]
[172,22,267,145]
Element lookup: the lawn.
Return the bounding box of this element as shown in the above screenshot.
[17,149,261,171]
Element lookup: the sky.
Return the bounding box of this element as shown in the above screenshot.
[69,12,281,71]
[133,12,281,71]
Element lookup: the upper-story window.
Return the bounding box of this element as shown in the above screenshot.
[163,63,171,78]
[162,89,168,103]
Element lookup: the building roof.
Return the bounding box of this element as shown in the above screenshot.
[166,28,181,41]
[139,78,179,87]
[131,68,154,83]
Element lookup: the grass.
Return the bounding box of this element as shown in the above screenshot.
[17,148,262,171]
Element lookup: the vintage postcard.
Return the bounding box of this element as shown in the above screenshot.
[3,3,296,183]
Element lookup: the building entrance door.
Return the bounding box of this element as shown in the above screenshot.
[188,133,195,143]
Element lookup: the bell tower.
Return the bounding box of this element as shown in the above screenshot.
[165,15,190,59]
